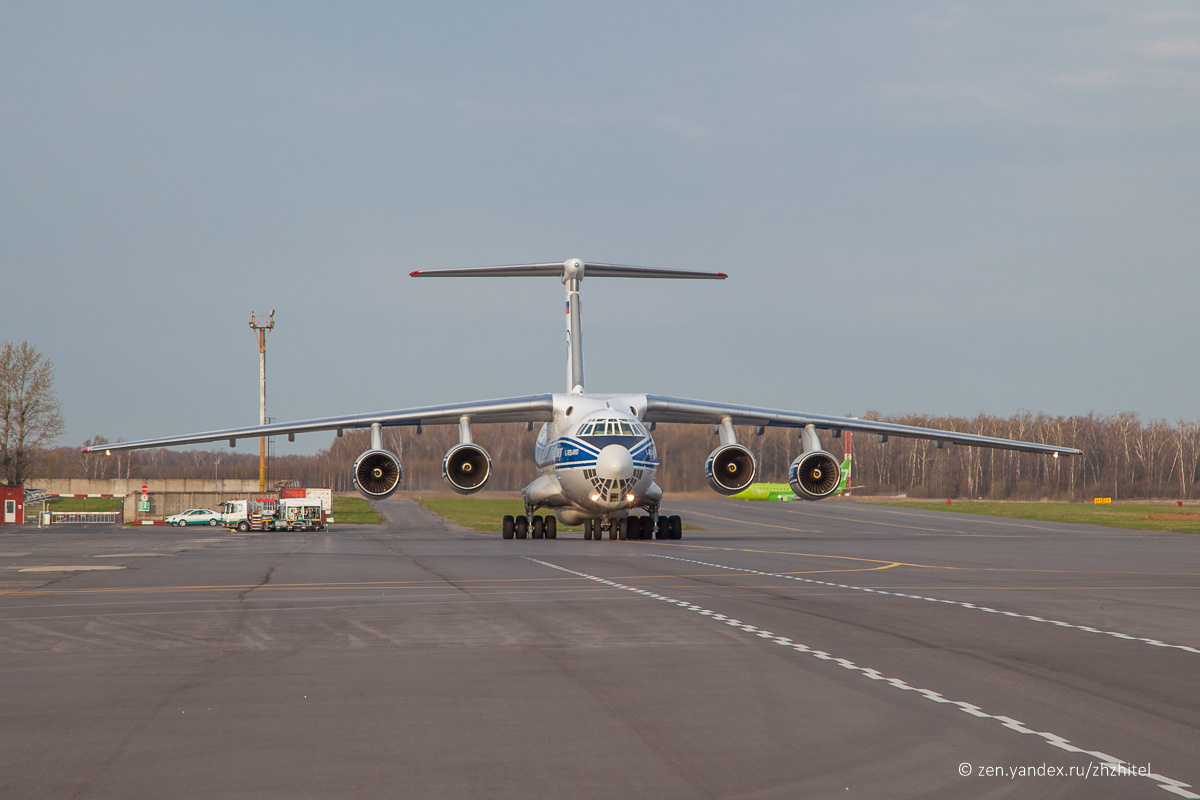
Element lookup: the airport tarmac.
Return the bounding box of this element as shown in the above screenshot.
[1,498,1197,799]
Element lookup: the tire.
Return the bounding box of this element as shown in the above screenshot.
[545,516,557,539]
[669,515,682,540]
[583,519,593,540]
[209,519,218,526]
[238,520,250,532]
[532,516,544,539]
[502,515,515,539]
[615,518,627,540]
[515,516,528,539]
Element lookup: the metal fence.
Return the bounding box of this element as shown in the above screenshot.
[50,512,123,525]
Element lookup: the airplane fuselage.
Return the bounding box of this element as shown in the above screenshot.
[526,393,662,526]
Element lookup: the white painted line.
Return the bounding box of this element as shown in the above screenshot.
[528,557,1199,800]
[16,566,127,573]
[92,553,167,558]
[649,554,1200,657]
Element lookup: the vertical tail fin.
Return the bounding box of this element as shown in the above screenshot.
[411,259,726,393]
[838,430,853,495]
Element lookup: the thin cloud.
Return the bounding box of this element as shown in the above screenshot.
[653,114,712,142]
[1128,38,1200,61]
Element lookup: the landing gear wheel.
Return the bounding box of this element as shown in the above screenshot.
[640,516,654,539]
[515,516,528,539]
[502,515,515,540]
[669,515,682,540]
[655,516,667,539]
[582,520,592,540]
[616,517,628,540]
[532,516,544,539]
[545,516,557,539]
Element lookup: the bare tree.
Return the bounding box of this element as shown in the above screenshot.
[0,341,66,486]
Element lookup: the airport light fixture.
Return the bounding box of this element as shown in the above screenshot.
[249,310,275,491]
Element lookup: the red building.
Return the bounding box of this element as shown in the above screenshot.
[1,486,24,524]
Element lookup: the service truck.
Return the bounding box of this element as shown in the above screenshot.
[278,497,325,531]
[218,498,280,531]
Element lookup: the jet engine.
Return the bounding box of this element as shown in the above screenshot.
[353,449,403,499]
[442,443,492,494]
[705,443,757,495]
[789,450,841,501]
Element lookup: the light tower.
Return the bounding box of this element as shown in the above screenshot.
[249,310,275,491]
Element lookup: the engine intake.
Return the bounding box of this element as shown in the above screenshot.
[443,443,492,494]
[789,450,841,500]
[705,443,757,495]
[353,449,403,498]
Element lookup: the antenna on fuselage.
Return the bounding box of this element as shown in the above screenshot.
[410,259,726,394]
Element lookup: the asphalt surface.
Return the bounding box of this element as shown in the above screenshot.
[1,498,1197,799]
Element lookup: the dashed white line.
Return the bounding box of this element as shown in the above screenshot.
[648,554,1200,656]
[527,556,1198,800]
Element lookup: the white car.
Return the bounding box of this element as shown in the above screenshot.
[164,508,222,527]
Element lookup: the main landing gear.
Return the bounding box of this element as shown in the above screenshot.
[504,514,682,540]
[501,514,557,540]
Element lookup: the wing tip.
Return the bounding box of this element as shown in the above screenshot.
[408,270,423,277]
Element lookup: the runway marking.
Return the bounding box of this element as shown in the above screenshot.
[663,541,1200,578]
[669,541,951,569]
[777,503,1101,534]
[690,503,1165,537]
[527,557,1199,799]
[12,566,127,573]
[680,508,822,533]
[92,553,168,558]
[648,555,1200,656]
[0,576,627,598]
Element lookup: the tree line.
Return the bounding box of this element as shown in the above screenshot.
[8,336,1198,500]
[30,411,1200,500]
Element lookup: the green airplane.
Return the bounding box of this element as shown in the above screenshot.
[733,451,854,501]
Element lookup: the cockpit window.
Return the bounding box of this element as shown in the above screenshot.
[579,417,646,440]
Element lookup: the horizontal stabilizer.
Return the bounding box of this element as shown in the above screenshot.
[410,258,725,282]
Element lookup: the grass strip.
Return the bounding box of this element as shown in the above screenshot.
[866,500,1200,534]
[333,495,384,524]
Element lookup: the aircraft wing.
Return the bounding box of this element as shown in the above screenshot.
[642,395,1082,457]
[80,394,556,453]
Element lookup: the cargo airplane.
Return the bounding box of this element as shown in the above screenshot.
[84,259,1082,540]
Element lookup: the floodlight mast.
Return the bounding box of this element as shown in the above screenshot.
[249,310,275,491]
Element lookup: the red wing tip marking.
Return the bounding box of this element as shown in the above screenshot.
[717,272,728,278]
[408,270,423,277]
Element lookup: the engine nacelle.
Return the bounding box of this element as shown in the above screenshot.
[789,450,841,501]
[353,449,403,499]
[443,443,492,494]
[705,443,757,495]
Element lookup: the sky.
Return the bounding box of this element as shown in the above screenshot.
[3,1,1199,455]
